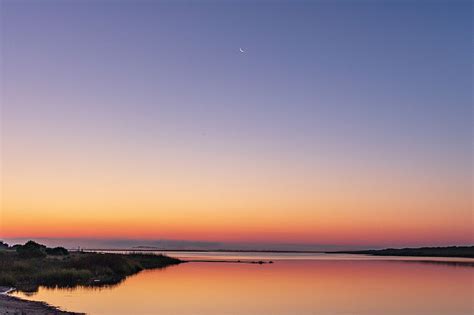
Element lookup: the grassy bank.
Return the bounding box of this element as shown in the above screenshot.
[0,241,182,292]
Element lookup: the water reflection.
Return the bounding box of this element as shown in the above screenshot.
[15,261,181,297]
[395,259,474,268]
[12,255,474,315]
[87,250,474,264]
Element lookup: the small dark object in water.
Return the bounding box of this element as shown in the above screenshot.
[269,261,274,264]
[258,260,264,264]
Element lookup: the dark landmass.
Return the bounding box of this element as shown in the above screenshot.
[84,248,327,253]
[0,241,182,293]
[328,246,474,258]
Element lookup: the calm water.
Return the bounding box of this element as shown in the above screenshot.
[12,253,474,315]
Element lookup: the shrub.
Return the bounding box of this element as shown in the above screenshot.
[46,247,69,256]
[16,241,47,259]
[0,241,8,250]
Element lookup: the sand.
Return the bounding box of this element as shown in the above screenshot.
[0,287,83,315]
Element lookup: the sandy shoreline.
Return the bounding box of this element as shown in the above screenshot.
[0,287,83,315]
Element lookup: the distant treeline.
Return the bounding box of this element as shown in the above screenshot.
[330,246,474,258]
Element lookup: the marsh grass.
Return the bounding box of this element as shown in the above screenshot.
[0,246,182,292]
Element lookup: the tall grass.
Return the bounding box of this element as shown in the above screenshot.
[0,247,181,292]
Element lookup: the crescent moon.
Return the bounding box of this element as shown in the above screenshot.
[239,48,245,53]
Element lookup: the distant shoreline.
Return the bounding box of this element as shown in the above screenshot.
[326,246,474,259]
[82,245,474,259]
[82,248,327,253]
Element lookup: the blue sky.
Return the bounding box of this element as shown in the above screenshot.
[1,0,472,249]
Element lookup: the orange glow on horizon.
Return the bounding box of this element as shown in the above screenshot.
[2,122,472,247]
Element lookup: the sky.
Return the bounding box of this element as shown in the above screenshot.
[0,0,472,250]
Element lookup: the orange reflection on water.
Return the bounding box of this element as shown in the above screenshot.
[14,259,474,315]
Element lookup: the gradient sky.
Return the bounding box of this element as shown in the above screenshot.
[1,0,472,249]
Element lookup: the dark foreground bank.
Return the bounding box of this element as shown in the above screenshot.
[0,241,182,314]
[0,286,82,315]
[0,241,182,292]
[328,246,474,258]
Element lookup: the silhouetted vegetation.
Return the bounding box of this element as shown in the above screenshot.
[329,246,474,258]
[46,246,69,256]
[0,241,182,292]
[16,241,47,259]
[0,241,8,250]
